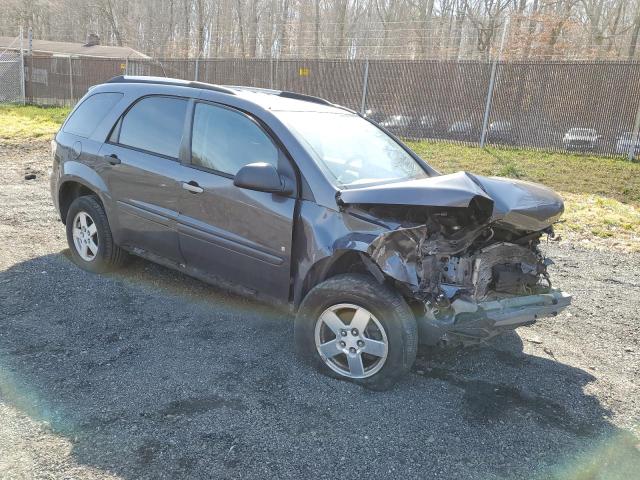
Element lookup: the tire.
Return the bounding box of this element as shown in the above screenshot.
[65,195,128,273]
[295,273,418,390]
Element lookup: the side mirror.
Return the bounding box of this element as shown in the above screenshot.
[233,162,293,195]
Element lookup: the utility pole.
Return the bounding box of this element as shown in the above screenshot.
[480,18,509,148]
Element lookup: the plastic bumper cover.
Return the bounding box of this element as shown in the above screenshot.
[418,289,572,345]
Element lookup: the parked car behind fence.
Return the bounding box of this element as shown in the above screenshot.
[562,128,599,151]
[487,121,515,145]
[615,131,640,157]
[447,120,476,142]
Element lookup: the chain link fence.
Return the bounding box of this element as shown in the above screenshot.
[0,48,23,104]
[6,55,640,158]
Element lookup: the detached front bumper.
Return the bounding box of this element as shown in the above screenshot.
[417,289,572,346]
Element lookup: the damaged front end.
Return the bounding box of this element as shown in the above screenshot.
[339,172,572,346]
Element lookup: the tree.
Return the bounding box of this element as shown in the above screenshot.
[2,0,640,60]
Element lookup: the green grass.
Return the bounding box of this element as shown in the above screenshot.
[406,140,640,206]
[1,105,638,250]
[0,104,69,142]
[557,192,640,251]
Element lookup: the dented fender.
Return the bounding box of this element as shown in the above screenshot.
[291,200,390,306]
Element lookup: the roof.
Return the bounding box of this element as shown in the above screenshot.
[229,86,349,113]
[106,76,353,113]
[0,36,149,59]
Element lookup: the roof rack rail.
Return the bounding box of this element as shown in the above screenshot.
[106,75,236,95]
[228,85,334,106]
[225,85,281,95]
[278,90,333,106]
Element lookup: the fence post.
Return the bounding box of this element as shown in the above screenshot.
[628,101,640,161]
[125,56,129,75]
[26,27,32,103]
[270,56,275,90]
[360,59,370,115]
[68,55,74,105]
[19,26,25,105]
[194,57,199,81]
[480,18,509,148]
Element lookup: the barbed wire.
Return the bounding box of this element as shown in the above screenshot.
[2,20,637,62]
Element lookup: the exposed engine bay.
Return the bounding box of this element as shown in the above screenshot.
[365,206,553,301]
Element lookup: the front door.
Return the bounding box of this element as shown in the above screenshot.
[101,95,188,262]
[177,101,296,301]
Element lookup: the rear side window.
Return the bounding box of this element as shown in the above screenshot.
[118,96,188,158]
[63,92,123,138]
[191,102,279,176]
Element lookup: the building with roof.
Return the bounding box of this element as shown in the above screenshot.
[0,34,148,59]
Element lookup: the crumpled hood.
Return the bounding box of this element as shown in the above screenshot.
[471,175,564,231]
[338,171,564,232]
[338,172,491,208]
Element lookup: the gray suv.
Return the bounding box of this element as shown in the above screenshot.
[51,76,571,389]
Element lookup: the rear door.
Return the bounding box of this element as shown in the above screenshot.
[177,100,297,301]
[100,95,188,262]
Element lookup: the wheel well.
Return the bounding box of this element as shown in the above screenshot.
[324,250,368,279]
[297,251,371,306]
[296,250,425,316]
[58,181,100,224]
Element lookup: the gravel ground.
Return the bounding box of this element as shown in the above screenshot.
[1,141,639,479]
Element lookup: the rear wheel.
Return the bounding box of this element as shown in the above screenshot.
[295,273,418,390]
[65,195,127,273]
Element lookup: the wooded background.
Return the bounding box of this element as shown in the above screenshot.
[2,0,640,61]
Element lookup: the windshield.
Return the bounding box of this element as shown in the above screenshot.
[276,111,428,187]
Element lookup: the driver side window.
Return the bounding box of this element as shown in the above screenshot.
[191,102,279,176]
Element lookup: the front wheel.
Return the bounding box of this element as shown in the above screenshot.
[295,274,418,390]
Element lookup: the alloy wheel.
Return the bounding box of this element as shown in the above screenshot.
[314,303,388,379]
[72,211,99,261]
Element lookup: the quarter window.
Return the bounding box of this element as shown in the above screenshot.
[191,102,278,175]
[118,96,188,158]
[63,92,123,138]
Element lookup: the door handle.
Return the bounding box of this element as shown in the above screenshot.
[182,181,203,194]
[105,153,121,165]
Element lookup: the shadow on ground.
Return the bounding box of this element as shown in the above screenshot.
[1,251,638,479]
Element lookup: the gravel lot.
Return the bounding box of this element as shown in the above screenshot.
[1,141,639,479]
